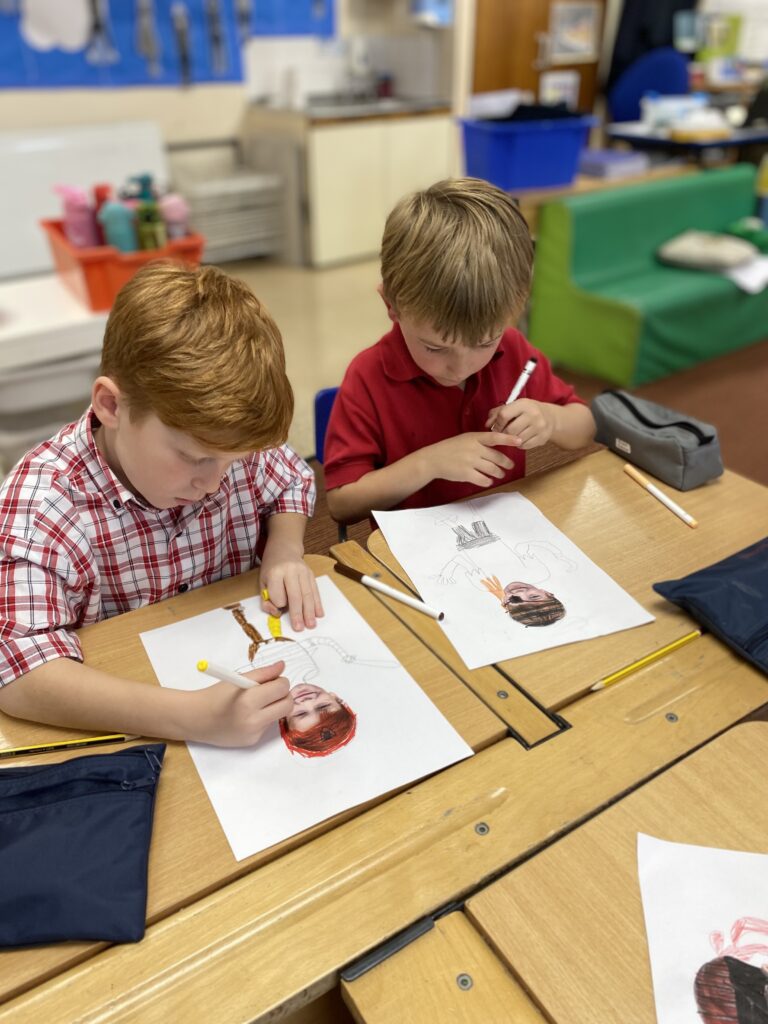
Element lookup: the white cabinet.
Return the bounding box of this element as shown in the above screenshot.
[307,115,456,267]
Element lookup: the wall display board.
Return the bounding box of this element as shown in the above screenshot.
[0,2,336,89]
[0,1,245,89]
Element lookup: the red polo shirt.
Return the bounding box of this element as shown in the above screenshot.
[324,324,584,510]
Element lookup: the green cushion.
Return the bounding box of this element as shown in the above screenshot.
[529,164,765,386]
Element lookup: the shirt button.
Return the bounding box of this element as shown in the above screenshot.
[178,583,189,593]
[113,499,121,509]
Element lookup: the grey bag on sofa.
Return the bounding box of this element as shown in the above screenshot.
[591,390,723,491]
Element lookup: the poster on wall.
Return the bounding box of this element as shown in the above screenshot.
[548,2,601,65]
[0,0,246,88]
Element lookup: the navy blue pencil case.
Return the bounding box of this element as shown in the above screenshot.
[0,743,165,947]
[654,537,768,676]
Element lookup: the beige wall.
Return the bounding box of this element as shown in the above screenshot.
[0,83,249,144]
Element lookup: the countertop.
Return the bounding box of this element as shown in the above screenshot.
[249,96,452,124]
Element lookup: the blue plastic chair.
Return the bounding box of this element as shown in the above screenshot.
[313,387,339,464]
[313,387,346,541]
[607,48,690,124]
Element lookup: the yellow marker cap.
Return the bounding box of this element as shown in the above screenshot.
[267,615,283,638]
[261,588,270,601]
[196,660,208,672]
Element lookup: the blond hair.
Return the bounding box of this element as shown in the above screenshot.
[101,261,293,452]
[381,177,533,346]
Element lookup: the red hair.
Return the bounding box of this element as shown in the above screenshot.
[279,701,357,758]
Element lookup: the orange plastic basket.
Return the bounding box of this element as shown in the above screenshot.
[40,219,206,312]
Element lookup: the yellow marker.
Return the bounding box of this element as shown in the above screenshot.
[591,630,702,691]
[261,588,270,601]
[197,660,255,688]
[267,615,283,638]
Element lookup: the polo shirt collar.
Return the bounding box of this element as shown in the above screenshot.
[380,322,508,385]
[380,323,424,382]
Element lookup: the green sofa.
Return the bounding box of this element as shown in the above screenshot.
[528,164,768,386]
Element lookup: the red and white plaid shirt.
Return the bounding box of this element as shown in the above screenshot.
[0,410,315,684]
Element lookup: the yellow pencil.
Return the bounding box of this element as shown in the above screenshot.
[0,733,137,760]
[591,630,702,691]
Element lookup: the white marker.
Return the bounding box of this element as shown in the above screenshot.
[334,563,445,621]
[197,659,256,688]
[623,464,698,529]
[503,357,538,405]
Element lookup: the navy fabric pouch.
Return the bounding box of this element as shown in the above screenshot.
[0,742,165,946]
[654,537,768,676]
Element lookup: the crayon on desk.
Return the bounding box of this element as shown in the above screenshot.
[623,463,698,529]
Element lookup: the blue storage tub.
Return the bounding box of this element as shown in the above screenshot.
[460,115,597,191]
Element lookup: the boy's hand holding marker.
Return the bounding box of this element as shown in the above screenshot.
[486,357,544,446]
[194,659,292,747]
[258,526,324,631]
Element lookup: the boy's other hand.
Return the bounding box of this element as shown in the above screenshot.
[485,399,555,449]
[428,432,515,488]
[193,660,293,746]
[260,552,324,632]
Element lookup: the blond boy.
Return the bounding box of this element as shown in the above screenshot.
[0,262,322,747]
[324,178,596,523]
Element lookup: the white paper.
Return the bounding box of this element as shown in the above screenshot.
[375,493,653,670]
[638,833,768,1024]
[724,255,768,294]
[140,575,472,860]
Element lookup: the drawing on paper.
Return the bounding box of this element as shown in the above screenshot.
[140,577,474,861]
[227,601,360,758]
[694,916,768,1024]
[434,517,573,627]
[479,575,566,627]
[377,493,654,670]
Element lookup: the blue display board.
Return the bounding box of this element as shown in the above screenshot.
[0,1,245,89]
[251,0,334,37]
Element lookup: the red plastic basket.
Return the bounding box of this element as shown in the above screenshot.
[40,219,206,312]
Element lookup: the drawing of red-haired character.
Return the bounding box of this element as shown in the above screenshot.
[694,916,768,1023]
[279,684,356,758]
[479,575,566,627]
[225,602,389,758]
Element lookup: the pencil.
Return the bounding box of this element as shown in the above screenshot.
[623,463,698,529]
[0,733,137,760]
[197,660,256,689]
[333,563,445,621]
[590,629,702,691]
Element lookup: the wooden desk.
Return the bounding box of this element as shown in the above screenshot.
[0,555,504,1009]
[366,451,768,711]
[342,911,547,1023]
[5,629,766,1022]
[466,722,768,1024]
